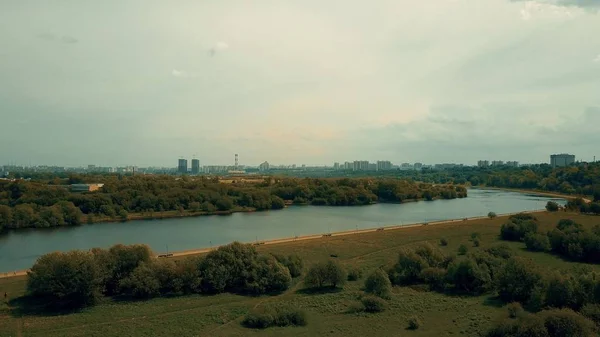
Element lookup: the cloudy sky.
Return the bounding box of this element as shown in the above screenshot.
[0,0,599,167]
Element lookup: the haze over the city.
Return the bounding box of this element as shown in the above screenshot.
[1,0,599,167]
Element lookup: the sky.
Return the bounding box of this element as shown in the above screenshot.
[0,0,599,167]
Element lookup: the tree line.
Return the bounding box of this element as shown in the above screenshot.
[26,242,303,310]
[0,175,466,231]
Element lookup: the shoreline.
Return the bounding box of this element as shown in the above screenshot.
[474,186,590,203]
[0,208,545,279]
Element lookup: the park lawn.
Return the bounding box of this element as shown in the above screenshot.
[0,211,599,337]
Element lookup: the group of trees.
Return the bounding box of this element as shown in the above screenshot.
[26,242,302,309]
[0,175,465,231]
[565,198,600,215]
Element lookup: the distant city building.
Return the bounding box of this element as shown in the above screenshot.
[368,163,377,171]
[550,154,575,167]
[377,161,392,171]
[414,162,423,170]
[334,162,340,170]
[400,163,412,170]
[353,160,369,171]
[178,159,188,174]
[259,161,270,171]
[491,160,504,166]
[477,160,490,168]
[191,159,200,174]
[506,161,519,167]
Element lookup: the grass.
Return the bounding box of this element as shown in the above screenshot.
[1,211,599,336]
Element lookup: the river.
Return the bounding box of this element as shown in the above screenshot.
[0,189,565,273]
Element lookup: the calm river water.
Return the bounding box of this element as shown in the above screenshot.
[0,189,565,273]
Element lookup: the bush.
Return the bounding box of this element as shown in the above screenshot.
[540,308,596,337]
[580,303,600,326]
[415,243,447,267]
[364,269,392,299]
[473,238,481,247]
[507,302,524,319]
[440,237,449,246]
[346,301,366,313]
[486,244,513,259]
[488,212,497,219]
[361,295,387,313]
[243,306,307,329]
[458,244,469,255]
[407,316,421,330]
[119,262,160,299]
[272,254,304,278]
[500,214,538,242]
[27,251,101,309]
[388,249,429,285]
[347,266,363,281]
[544,273,577,310]
[524,233,551,252]
[304,260,346,289]
[546,201,560,212]
[471,232,481,241]
[446,258,492,294]
[420,267,447,291]
[496,258,543,304]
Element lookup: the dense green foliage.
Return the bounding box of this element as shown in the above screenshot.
[407,316,422,330]
[272,254,304,278]
[304,260,347,289]
[360,295,387,313]
[0,175,466,230]
[26,242,297,310]
[242,306,307,329]
[500,213,539,241]
[486,309,597,337]
[364,269,392,299]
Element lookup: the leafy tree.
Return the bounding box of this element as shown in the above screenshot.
[496,258,543,304]
[524,233,551,252]
[388,249,428,285]
[364,269,392,299]
[27,251,101,309]
[488,212,497,219]
[361,295,387,313]
[446,258,492,294]
[106,244,152,295]
[119,262,160,299]
[546,201,560,212]
[215,197,233,211]
[0,205,12,231]
[304,260,346,289]
[458,244,469,255]
[272,254,303,278]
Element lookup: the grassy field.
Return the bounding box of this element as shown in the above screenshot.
[1,212,599,337]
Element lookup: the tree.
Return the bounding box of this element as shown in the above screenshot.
[364,269,392,299]
[119,262,160,299]
[488,212,497,219]
[546,201,560,212]
[271,196,285,210]
[27,251,101,309]
[496,258,543,304]
[0,205,12,231]
[304,260,346,289]
[446,258,492,294]
[106,244,153,295]
[458,244,469,255]
[215,197,233,211]
[524,233,551,252]
[58,201,82,226]
[324,260,346,288]
[388,249,428,285]
[12,203,36,228]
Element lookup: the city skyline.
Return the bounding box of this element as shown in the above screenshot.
[1,1,599,167]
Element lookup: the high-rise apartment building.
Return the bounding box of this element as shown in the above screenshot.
[550,154,575,167]
[178,159,188,174]
[376,161,392,171]
[191,159,200,174]
[477,160,490,168]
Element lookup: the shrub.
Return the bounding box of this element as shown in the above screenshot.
[500,214,538,242]
[304,260,346,289]
[488,212,497,219]
[580,303,600,326]
[388,249,429,285]
[106,244,153,295]
[524,233,551,252]
[407,316,421,330]
[473,238,481,247]
[272,254,304,278]
[346,301,366,313]
[361,295,387,313]
[471,232,481,241]
[546,201,560,212]
[446,258,492,294]
[540,308,596,337]
[507,302,524,319]
[420,267,447,291]
[545,273,577,310]
[243,306,307,329]
[440,237,449,246]
[414,243,446,267]
[27,250,101,309]
[486,244,513,259]
[364,269,392,299]
[119,262,160,299]
[557,219,581,231]
[458,244,469,255]
[347,266,363,281]
[496,258,543,304]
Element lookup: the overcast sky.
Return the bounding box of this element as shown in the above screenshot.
[0,0,599,167]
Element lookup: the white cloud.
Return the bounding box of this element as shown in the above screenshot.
[208,41,229,56]
[518,1,580,20]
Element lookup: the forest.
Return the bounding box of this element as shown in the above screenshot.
[0,176,467,231]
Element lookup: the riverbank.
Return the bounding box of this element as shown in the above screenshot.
[0,208,546,279]
[473,186,591,203]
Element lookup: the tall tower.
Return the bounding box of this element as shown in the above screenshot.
[235,154,239,169]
